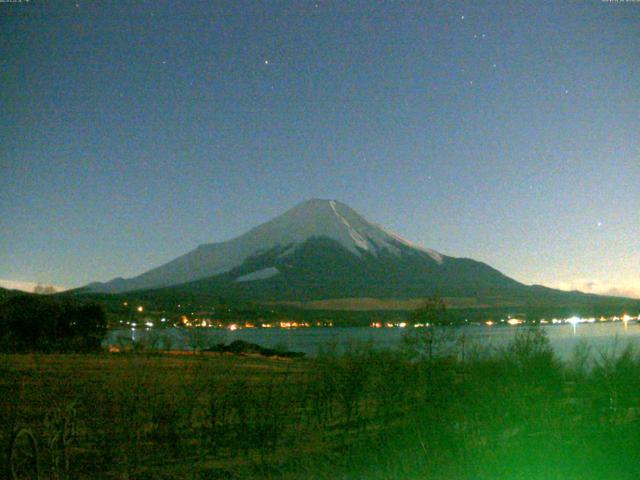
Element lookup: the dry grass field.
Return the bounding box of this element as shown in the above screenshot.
[3,330,640,479]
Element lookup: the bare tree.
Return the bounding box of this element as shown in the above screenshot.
[402,296,453,362]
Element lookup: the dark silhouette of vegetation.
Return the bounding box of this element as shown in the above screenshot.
[0,295,106,352]
[403,296,455,362]
[205,340,305,358]
[408,296,448,326]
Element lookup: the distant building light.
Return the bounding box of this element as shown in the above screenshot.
[565,316,581,325]
[137,306,144,312]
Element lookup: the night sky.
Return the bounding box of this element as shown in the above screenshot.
[1,1,638,297]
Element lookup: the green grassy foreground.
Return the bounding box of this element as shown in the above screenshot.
[2,329,640,479]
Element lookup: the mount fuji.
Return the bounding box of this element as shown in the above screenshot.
[86,199,517,296]
[84,199,626,308]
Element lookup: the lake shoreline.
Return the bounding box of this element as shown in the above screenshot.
[105,320,640,359]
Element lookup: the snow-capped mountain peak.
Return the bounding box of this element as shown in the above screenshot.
[235,199,440,260]
[87,199,443,293]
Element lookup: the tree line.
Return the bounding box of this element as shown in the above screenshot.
[0,295,106,352]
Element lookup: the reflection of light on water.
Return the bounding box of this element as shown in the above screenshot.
[566,316,579,336]
[131,327,136,342]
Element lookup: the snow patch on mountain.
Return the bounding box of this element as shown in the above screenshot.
[236,267,280,282]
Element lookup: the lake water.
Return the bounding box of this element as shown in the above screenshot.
[107,321,640,360]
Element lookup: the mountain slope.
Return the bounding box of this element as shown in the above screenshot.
[163,236,527,302]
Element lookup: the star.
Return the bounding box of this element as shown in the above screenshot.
[264,60,269,65]
[460,15,465,20]
[597,221,603,227]
[492,63,497,68]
